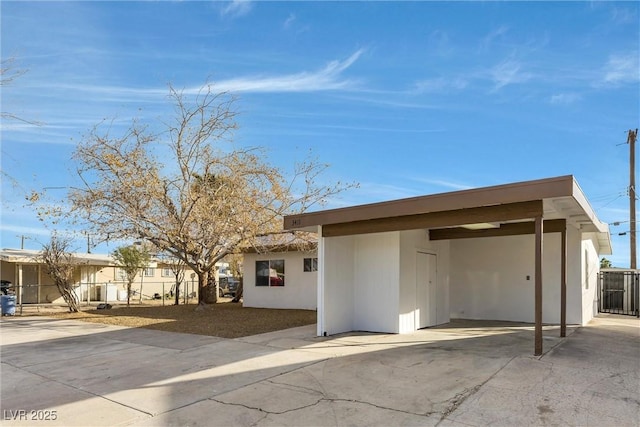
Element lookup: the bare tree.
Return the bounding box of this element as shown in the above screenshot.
[39,235,81,312]
[1,57,42,191]
[112,245,151,306]
[1,57,41,125]
[68,83,354,305]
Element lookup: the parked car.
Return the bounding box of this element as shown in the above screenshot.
[219,276,240,297]
[227,278,239,296]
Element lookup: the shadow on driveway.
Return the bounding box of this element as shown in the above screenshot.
[1,316,637,426]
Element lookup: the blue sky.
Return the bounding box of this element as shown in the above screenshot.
[1,1,638,266]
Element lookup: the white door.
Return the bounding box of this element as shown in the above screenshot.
[81,266,97,301]
[416,252,437,329]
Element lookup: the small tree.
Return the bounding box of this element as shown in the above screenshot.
[39,235,81,312]
[112,245,151,306]
[161,254,186,305]
[600,257,612,269]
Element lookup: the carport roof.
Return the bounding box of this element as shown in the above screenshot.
[284,175,611,254]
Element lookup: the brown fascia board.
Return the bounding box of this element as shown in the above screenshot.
[284,175,575,230]
[429,219,567,241]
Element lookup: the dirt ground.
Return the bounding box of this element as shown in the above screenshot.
[33,301,317,339]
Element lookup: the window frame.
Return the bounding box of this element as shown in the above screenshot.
[255,259,285,287]
[303,257,318,272]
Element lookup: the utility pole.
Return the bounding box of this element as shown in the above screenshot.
[629,129,638,269]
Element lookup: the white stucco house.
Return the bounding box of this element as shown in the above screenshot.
[284,175,612,355]
[242,234,318,310]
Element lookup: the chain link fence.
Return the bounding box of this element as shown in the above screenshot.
[9,280,200,312]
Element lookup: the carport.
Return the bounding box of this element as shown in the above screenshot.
[284,175,612,355]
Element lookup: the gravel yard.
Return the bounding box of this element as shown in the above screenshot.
[41,302,317,338]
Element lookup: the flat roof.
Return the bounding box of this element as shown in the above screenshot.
[284,175,611,253]
[0,249,115,265]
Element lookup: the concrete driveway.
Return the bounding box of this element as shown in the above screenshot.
[1,315,638,426]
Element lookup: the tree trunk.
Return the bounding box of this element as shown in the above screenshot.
[127,283,132,306]
[174,281,180,305]
[232,276,243,303]
[57,283,80,312]
[197,271,208,305]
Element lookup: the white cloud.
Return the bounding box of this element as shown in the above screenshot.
[490,59,533,90]
[220,0,253,18]
[284,13,296,29]
[198,49,365,93]
[550,92,582,105]
[479,25,509,51]
[602,52,639,85]
[610,6,637,25]
[414,77,468,94]
[340,182,422,205]
[413,178,473,191]
[20,50,365,99]
[0,223,51,238]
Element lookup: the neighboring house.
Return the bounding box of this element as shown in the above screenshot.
[0,249,115,304]
[284,175,612,355]
[242,233,318,310]
[0,249,201,304]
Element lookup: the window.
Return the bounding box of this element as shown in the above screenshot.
[116,268,126,281]
[161,268,172,277]
[144,267,155,277]
[303,257,318,272]
[256,259,285,287]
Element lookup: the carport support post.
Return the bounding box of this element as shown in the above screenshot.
[317,225,325,337]
[535,216,543,356]
[560,226,567,337]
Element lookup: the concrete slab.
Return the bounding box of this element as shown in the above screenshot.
[1,363,148,426]
[442,315,640,427]
[1,315,637,427]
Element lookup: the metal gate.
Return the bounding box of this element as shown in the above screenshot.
[598,271,639,317]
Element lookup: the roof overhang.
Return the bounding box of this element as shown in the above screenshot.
[0,249,115,266]
[284,175,612,255]
[239,232,318,254]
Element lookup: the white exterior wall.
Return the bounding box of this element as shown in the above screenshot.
[352,232,400,333]
[321,230,451,336]
[322,235,355,335]
[565,225,583,324]
[398,230,450,333]
[449,232,584,324]
[581,233,601,325]
[243,250,317,310]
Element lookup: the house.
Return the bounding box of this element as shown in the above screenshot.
[284,175,612,355]
[242,233,318,310]
[0,249,201,304]
[0,249,116,304]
